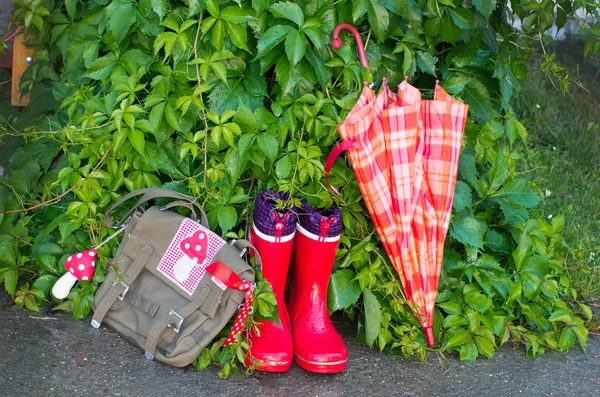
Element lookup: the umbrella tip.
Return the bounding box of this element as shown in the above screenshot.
[424,326,435,346]
[381,77,387,86]
[404,75,408,81]
[435,79,440,86]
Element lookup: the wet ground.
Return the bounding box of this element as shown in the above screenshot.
[1,292,599,397]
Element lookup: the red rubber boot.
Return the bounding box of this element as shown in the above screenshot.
[246,190,296,372]
[287,200,348,373]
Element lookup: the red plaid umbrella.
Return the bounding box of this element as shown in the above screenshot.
[327,80,401,271]
[326,25,468,346]
[415,84,469,344]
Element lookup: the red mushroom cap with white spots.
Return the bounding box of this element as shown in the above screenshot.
[51,249,97,300]
[180,230,208,265]
[65,249,97,281]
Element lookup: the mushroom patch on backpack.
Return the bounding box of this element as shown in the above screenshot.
[157,218,225,295]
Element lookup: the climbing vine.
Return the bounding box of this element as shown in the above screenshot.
[1,0,598,374]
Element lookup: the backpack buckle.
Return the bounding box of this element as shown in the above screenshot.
[167,310,184,333]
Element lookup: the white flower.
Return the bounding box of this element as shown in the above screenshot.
[552,146,557,151]
[536,104,541,109]
[545,189,552,197]
[547,214,553,219]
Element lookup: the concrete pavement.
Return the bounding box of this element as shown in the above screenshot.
[1,292,599,397]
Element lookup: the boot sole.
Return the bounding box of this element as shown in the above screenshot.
[294,353,347,374]
[247,357,292,373]
[255,362,292,373]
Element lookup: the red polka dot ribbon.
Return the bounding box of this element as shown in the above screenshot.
[205,260,255,347]
[222,282,254,346]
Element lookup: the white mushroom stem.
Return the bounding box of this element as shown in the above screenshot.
[52,272,79,299]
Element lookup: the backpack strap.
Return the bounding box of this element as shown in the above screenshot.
[91,242,154,328]
[104,188,209,229]
[231,239,262,271]
[143,260,255,360]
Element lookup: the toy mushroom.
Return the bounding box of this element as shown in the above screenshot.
[173,230,208,282]
[52,249,97,299]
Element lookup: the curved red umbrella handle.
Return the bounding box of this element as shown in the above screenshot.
[324,139,358,197]
[331,23,369,69]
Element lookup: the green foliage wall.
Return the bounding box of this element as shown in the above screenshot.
[1,0,598,368]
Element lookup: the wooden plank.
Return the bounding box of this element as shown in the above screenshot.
[11,33,34,107]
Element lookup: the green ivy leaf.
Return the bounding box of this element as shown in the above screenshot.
[224,21,250,52]
[352,0,368,21]
[150,0,171,21]
[461,76,498,123]
[220,6,253,23]
[206,0,220,16]
[256,25,293,59]
[474,335,495,359]
[285,29,307,67]
[464,291,491,313]
[506,118,527,147]
[363,289,382,347]
[106,0,137,43]
[0,240,16,265]
[367,0,390,41]
[491,179,541,208]
[36,242,63,255]
[521,273,542,299]
[572,325,588,352]
[73,289,95,319]
[275,154,293,179]
[449,8,474,30]
[472,0,497,19]
[549,309,573,325]
[2,268,18,296]
[558,327,575,352]
[459,339,478,362]
[437,301,462,315]
[165,101,183,132]
[256,134,279,163]
[65,0,78,19]
[449,212,486,249]
[484,229,511,255]
[443,314,468,329]
[452,181,472,212]
[252,0,270,12]
[487,153,510,194]
[212,19,225,50]
[83,53,117,80]
[274,57,303,97]
[327,269,361,312]
[32,274,58,295]
[196,349,212,370]
[120,49,153,76]
[218,206,238,233]
[441,76,468,94]
[466,310,481,332]
[380,0,402,15]
[446,329,471,349]
[439,13,462,44]
[416,50,436,76]
[127,128,145,155]
[496,199,529,226]
[269,2,304,27]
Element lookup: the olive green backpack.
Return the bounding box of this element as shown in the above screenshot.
[91,188,258,367]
